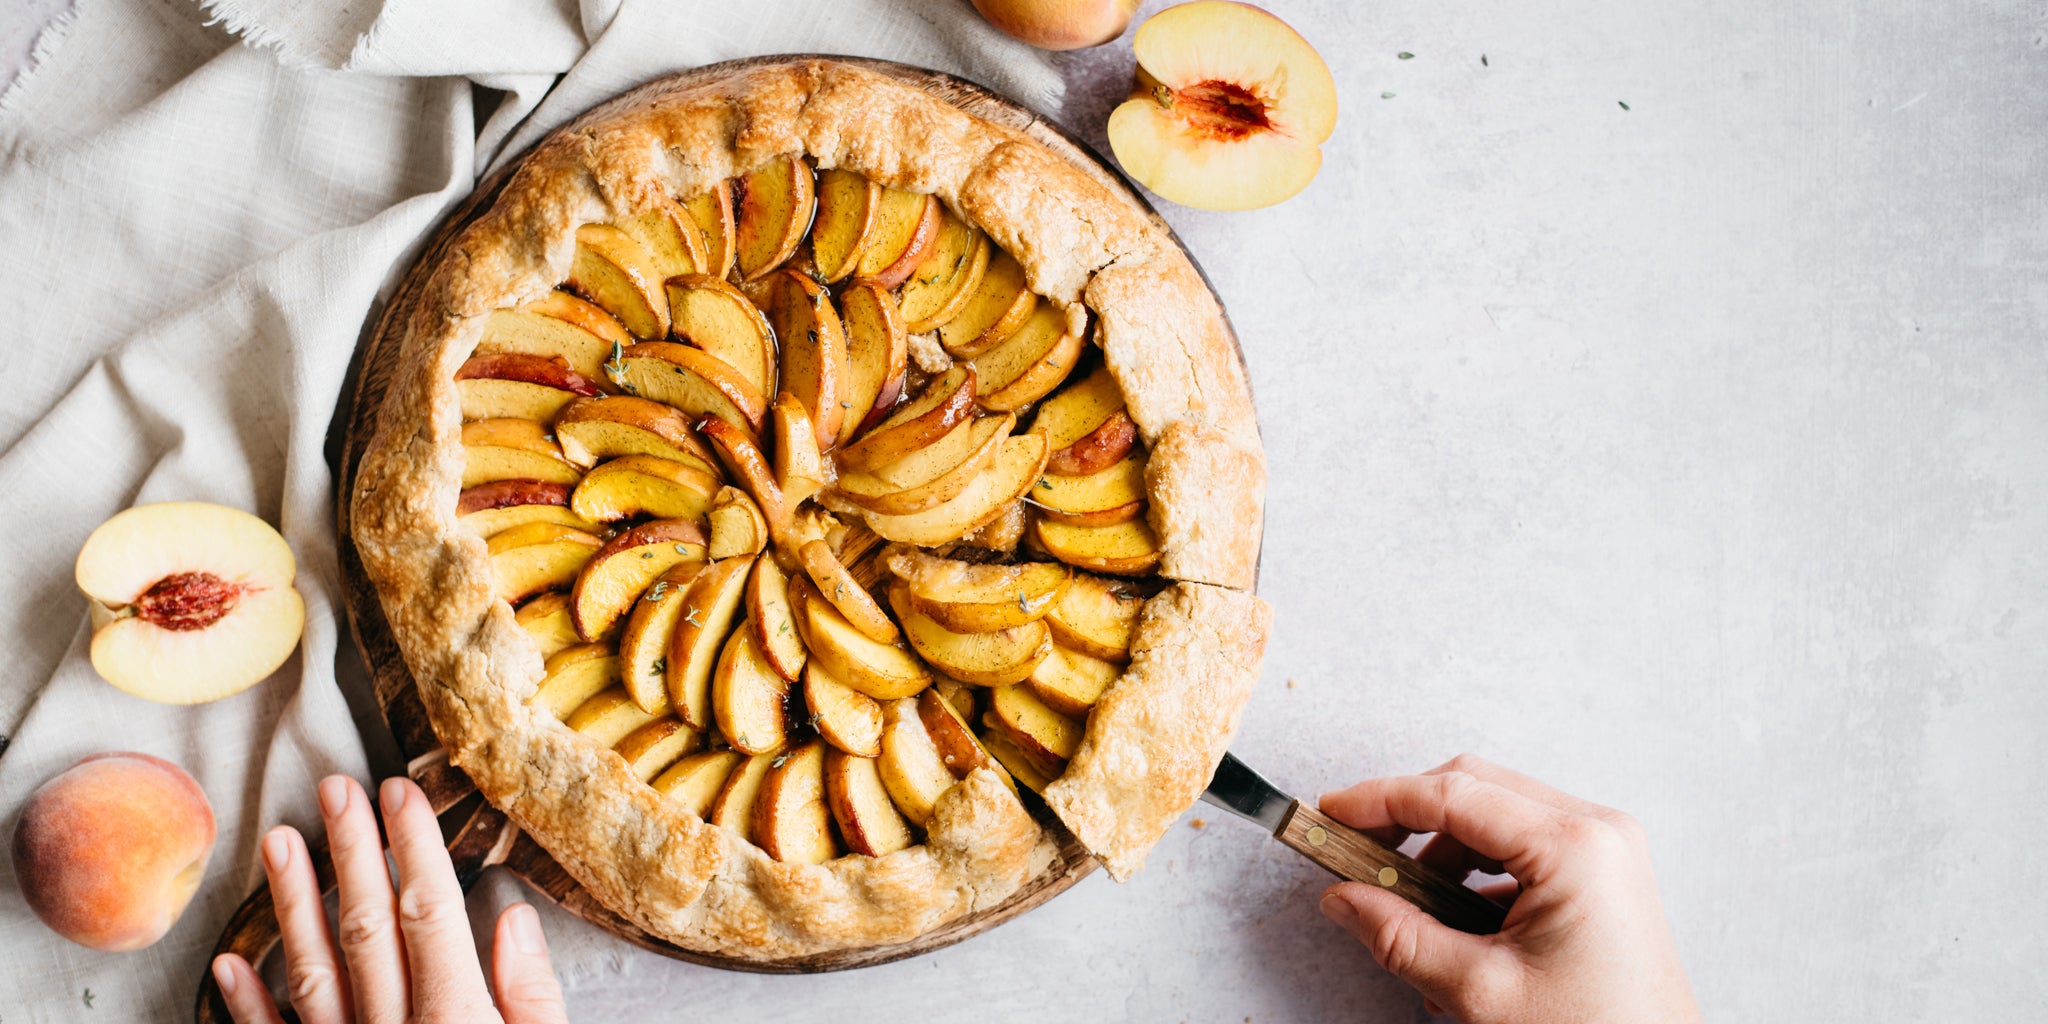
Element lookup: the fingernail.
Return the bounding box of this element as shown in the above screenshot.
[379,776,408,813]
[212,956,239,997]
[261,828,292,872]
[1320,892,1359,935]
[507,902,547,955]
[318,775,350,818]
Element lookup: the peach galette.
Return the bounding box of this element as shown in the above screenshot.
[353,59,1268,960]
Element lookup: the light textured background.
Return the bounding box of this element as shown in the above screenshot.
[5,1,2045,1021]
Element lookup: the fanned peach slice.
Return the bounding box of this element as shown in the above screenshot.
[516,594,582,660]
[455,354,604,423]
[1048,410,1136,477]
[825,748,912,856]
[697,415,794,544]
[486,522,602,604]
[877,697,957,828]
[917,688,1011,789]
[835,414,1010,516]
[653,749,742,818]
[476,291,628,380]
[569,519,707,641]
[707,487,768,560]
[663,555,754,728]
[933,674,984,722]
[835,364,976,472]
[797,540,895,643]
[800,590,930,700]
[770,393,827,507]
[746,556,808,681]
[531,642,618,718]
[1032,516,1162,576]
[989,683,1081,767]
[565,686,659,748]
[735,154,815,281]
[457,479,593,537]
[1044,574,1144,662]
[899,214,990,333]
[569,453,723,524]
[854,189,941,288]
[891,581,1051,686]
[1031,451,1147,527]
[684,181,736,281]
[836,282,908,446]
[863,432,1049,546]
[459,420,581,488]
[713,623,790,755]
[1030,361,1135,474]
[811,168,880,282]
[886,546,1070,633]
[554,395,716,472]
[754,740,837,865]
[613,341,768,433]
[616,561,702,715]
[938,248,1035,357]
[1028,643,1119,717]
[664,275,777,401]
[971,303,1083,412]
[803,663,883,757]
[980,727,1058,794]
[764,270,847,449]
[617,195,706,283]
[963,499,1029,553]
[708,748,784,843]
[614,717,701,782]
[567,224,669,339]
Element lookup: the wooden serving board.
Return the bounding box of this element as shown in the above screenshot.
[199,54,1252,1019]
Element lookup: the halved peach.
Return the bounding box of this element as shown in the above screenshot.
[770,393,827,507]
[899,214,990,333]
[988,683,1081,767]
[747,556,808,681]
[835,364,976,472]
[476,291,627,380]
[1030,451,1148,526]
[835,413,1010,516]
[616,561,703,714]
[457,480,596,540]
[614,717,701,782]
[554,395,715,472]
[1032,516,1162,576]
[825,748,912,856]
[653,749,742,817]
[1028,643,1120,717]
[663,275,777,401]
[568,454,723,523]
[798,540,895,643]
[712,622,790,755]
[854,190,942,289]
[735,154,815,281]
[613,341,768,433]
[886,546,1070,633]
[684,181,736,280]
[460,420,580,488]
[617,194,707,283]
[803,663,883,757]
[486,522,603,604]
[455,354,604,423]
[697,415,793,544]
[531,642,618,719]
[877,697,958,827]
[763,270,846,449]
[971,303,1083,412]
[567,224,669,339]
[980,727,1059,794]
[662,555,753,728]
[836,282,908,448]
[708,749,784,843]
[569,519,707,641]
[1043,574,1145,662]
[565,686,659,748]
[891,582,1051,686]
[938,248,1034,357]
[707,487,768,560]
[800,590,930,700]
[811,168,880,282]
[753,740,837,865]
[862,432,1049,546]
[516,593,582,660]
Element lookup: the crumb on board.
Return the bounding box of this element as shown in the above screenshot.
[1189,817,1207,829]
[1286,678,1298,689]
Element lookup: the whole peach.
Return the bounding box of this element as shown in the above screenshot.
[12,752,217,952]
[971,0,1140,50]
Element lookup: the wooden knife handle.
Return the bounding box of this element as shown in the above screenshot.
[1276,801,1507,935]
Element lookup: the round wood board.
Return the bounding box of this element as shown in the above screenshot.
[309,54,1254,983]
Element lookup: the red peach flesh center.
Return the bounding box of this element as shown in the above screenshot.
[135,572,242,631]
[1171,80,1273,141]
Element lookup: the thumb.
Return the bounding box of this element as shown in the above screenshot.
[1322,882,1501,1009]
[492,903,569,1024]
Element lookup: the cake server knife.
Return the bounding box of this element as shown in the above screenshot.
[1202,752,1507,934]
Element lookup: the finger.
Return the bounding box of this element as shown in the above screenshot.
[1414,831,1506,880]
[322,774,409,1023]
[211,954,286,1024]
[492,903,570,1024]
[1320,773,1574,878]
[1320,882,1502,1009]
[379,776,496,1018]
[260,826,353,1024]
[1423,755,1599,816]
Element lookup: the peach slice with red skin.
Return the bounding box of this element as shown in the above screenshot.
[684,181,736,281]
[75,502,306,705]
[753,740,838,865]
[938,248,1035,358]
[763,270,848,450]
[854,189,942,288]
[617,194,707,284]
[568,453,723,523]
[898,213,990,334]
[661,555,754,727]
[653,749,743,817]
[612,341,768,434]
[747,555,809,681]
[885,546,1070,633]
[476,290,629,380]
[825,748,913,856]
[614,560,701,716]
[862,431,1049,546]
[568,223,670,339]
[1030,450,1148,527]
[697,415,795,546]
[770,393,828,507]
[487,522,603,604]
[455,354,604,423]
[460,419,581,488]
[456,480,596,539]
[835,414,1012,516]
[969,302,1084,412]
[836,364,976,472]
[1031,516,1162,576]
[876,697,958,828]
[707,487,769,560]
[568,518,707,641]
[553,396,716,473]
[735,154,816,281]
[988,682,1082,769]
[712,621,791,755]
[811,168,881,283]
[1107,1,1339,211]
[803,662,884,757]
[531,642,619,718]
[707,749,783,844]
[1043,573,1145,662]
[1029,361,1137,474]
[663,274,778,402]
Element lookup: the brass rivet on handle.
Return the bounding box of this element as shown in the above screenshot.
[1377,866,1399,887]
[1305,825,1328,847]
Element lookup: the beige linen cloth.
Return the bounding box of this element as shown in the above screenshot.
[0,0,1058,1016]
